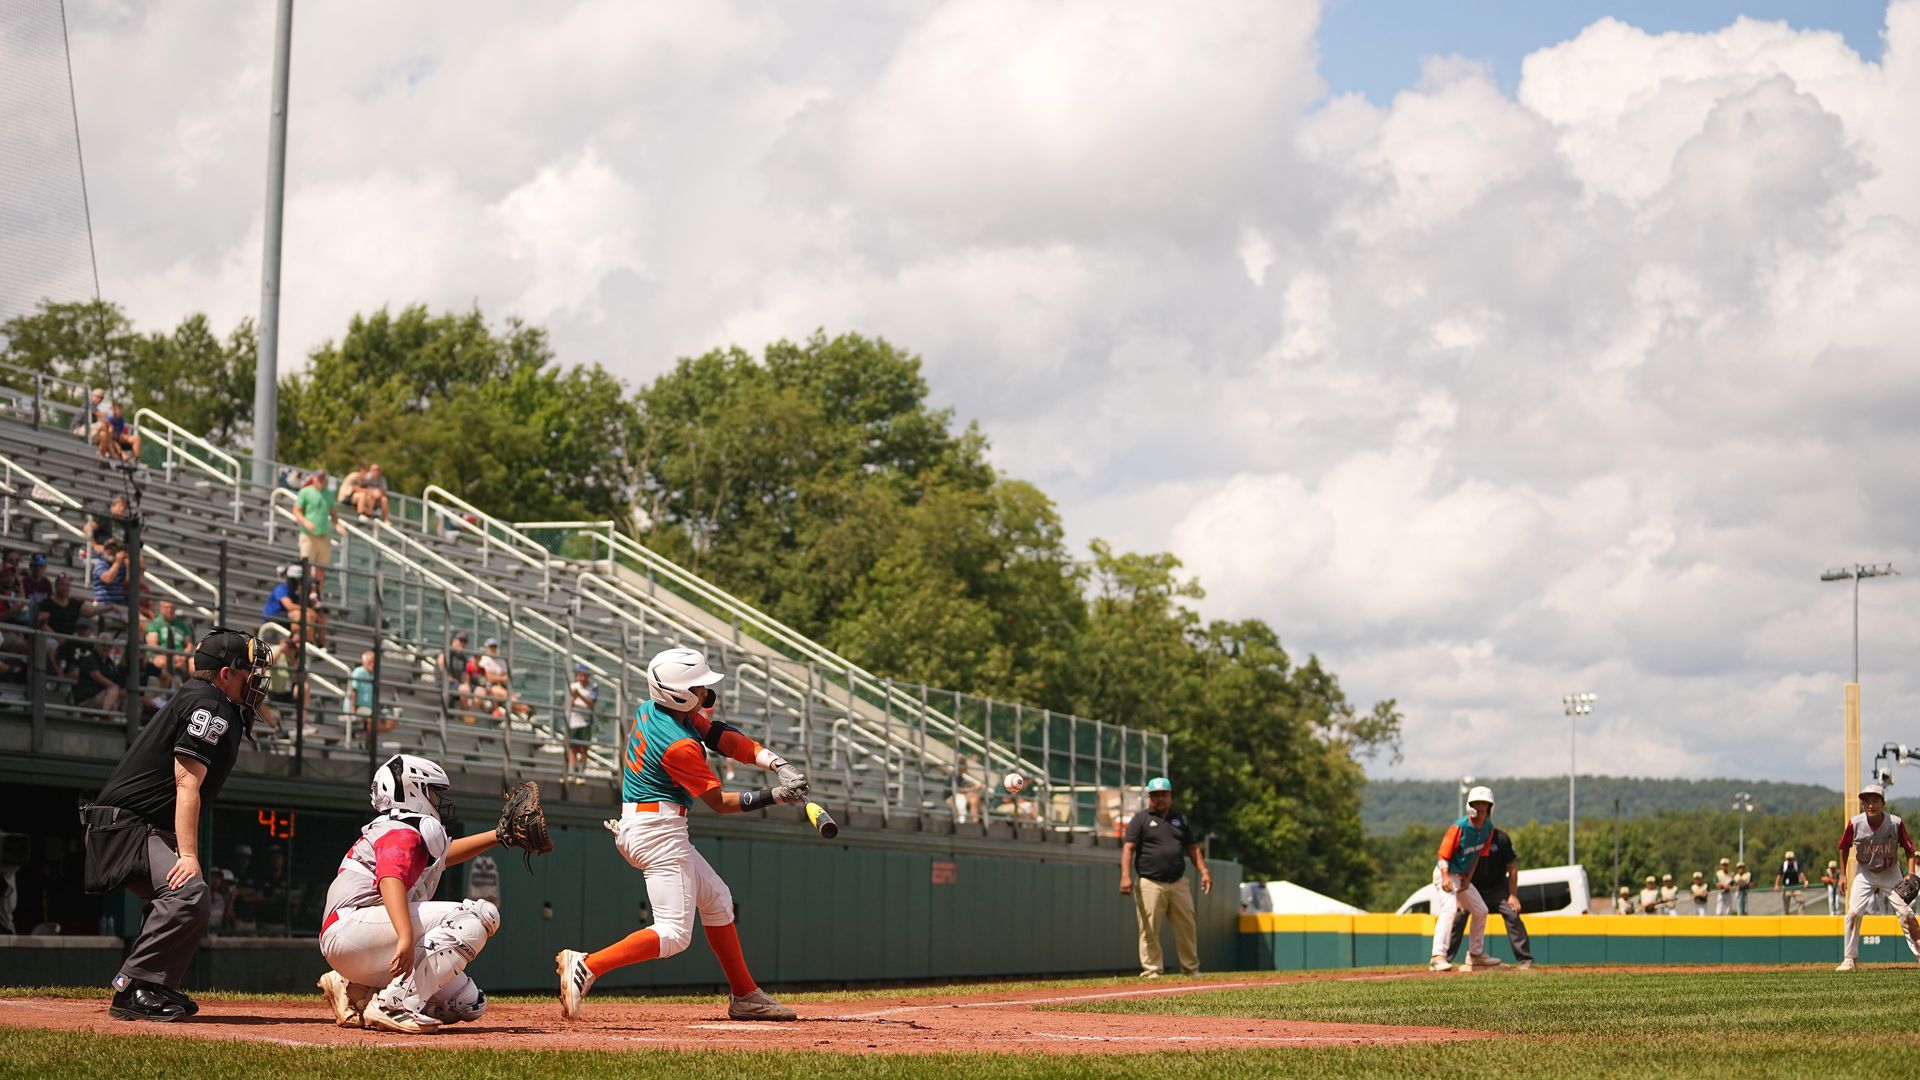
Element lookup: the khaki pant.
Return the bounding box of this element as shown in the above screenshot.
[1134,875,1198,976]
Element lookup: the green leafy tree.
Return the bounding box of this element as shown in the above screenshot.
[0,299,255,444]
[279,305,640,523]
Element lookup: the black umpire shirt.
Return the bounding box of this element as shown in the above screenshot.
[1469,828,1518,897]
[95,680,243,829]
[1124,807,1196,884]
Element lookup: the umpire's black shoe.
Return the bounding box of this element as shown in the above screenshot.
[149,983,199,1016]
[109,985,189,1021]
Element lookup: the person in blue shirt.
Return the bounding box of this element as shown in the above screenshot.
[261,565,303,626]
[1430,785,1498,971]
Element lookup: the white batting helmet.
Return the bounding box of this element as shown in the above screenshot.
[372,754,452,821]
[1466,785,1495,808]
[647,647,724,711]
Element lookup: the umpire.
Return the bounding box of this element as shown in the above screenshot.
[1444,823,1533,969]
[83,628,264,1021]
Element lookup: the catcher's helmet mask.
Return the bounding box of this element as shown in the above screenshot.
[373,753,455,823]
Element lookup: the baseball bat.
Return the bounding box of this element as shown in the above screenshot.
[805,801,839,840]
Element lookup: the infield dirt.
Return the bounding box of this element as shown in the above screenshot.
[0,977,1486,1055]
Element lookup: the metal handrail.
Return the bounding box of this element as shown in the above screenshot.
[366,518,511,603]
[419,485,548,582]
[0,453,217,619]
[132,408,242,521]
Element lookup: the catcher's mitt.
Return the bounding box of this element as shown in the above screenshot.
[1895,873,1920,906]
[497,781,553,869]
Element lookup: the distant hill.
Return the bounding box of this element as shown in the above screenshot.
[1362,777,1860,836]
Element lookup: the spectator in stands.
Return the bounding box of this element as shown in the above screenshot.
[87,393,114,459]
[1734,861,1753,914]
[89,536,130,616]
[63,620,123,713]
[22,554,52,607]
[143,599,194,681]
[260,565,303,628]
[36,572,85,670]
[475,638,533,721]
[106,402,140,463]
[1714,857,1736,915]
[566,663,597,779]
[208,869,237,931]
[438,630,477,719]
[337,462,391,522]
[289,470,335,588]
[86,495,130,558]
[228,844,259,930]
[1614,885,1636,914]
[1825,860,1843,914]
[1658,873,1679,915]
[953,757,986,822]
[348,649,396,740]
[77,388,107,439]
[1690,871,1710,915]
[1776,850,1808,914]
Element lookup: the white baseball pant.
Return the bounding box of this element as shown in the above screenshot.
[1844,869,1920,961]
[1430,872,1486,959]
[319,897,498,1021]
[615,807,734,957]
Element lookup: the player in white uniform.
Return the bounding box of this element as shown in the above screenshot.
[315,754,511,1033]
[1835,783,1920,971]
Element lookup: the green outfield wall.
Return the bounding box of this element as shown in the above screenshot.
[1237,912,1906,968]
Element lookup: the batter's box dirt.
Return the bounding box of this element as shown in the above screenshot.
[0,979,1489,1055]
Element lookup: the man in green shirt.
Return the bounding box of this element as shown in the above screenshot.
[291,471,336,587]
[143,599,194,682]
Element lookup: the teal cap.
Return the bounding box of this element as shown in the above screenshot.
[1146,777,1172,792]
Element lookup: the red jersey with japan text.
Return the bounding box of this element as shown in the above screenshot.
[1840,811,1913,875]
[320,811,450,934]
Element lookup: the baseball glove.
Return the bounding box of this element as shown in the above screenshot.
[497,781,553,869]
[1896,873,1920,906]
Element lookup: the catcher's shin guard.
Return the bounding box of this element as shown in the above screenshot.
[405,900,497,1005]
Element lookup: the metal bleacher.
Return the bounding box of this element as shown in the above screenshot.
[0,370,1168,834]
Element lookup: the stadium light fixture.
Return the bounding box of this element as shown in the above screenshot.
[1732,791,1757,865]
[1563,693,1596,868]
[1820,563,1898,683]
[1458,775,1475,819]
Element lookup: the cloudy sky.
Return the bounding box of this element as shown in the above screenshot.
[7,1,1919,787]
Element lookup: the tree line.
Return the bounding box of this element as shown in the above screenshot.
[2,299,1403,899]
[1363,776,1851,837]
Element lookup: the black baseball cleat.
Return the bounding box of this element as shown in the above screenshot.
[149,983,199,1016]
[109,984,189,1021]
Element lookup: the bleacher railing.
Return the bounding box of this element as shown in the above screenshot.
[112,408,1169,831]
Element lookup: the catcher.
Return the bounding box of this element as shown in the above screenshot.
[315,754,551,1032]
[556,647,808,1022]
[1835,782,1920,971]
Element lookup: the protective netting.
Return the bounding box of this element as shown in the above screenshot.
[0,0,99,322]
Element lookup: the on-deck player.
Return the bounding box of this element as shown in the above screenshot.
[557,647,810,1021]
[1430,785,1499,972]
[316,754,509,1033]
[1835,782,1920,971]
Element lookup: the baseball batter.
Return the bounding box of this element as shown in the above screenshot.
[1835,782,1920,971]
[557,647,809,1021]
[1430,785,1498,972]
[316,754,523,1033]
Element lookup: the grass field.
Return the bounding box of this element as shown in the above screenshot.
[4,967,1908,1079]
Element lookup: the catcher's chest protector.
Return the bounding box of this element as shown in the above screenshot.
[344,812,449,903]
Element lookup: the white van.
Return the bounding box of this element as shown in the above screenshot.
[1395,864,1592,916]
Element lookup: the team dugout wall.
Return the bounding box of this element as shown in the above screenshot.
[1238,913,1902,968]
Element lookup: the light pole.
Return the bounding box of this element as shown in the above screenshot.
[1732,791,1756,865]
[1563,693,1595,867]
[1457,775,1475,820]
[1821,563,1899,820]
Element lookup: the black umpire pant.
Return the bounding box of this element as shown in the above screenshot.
[1448,885,1532,964]
[120,829,212,989]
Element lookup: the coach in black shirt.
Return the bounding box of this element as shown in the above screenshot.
[1445,826,1533,968]
[1120,777,1212,977]
[89,629,263,1020]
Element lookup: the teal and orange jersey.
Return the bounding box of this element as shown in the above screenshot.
[1436,815,1494,875]
[621,701,723,808]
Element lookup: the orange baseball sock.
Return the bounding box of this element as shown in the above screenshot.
[585,927,660,977]
[703,923,757,997]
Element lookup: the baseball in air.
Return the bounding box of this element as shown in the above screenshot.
[1003,772,1028,795]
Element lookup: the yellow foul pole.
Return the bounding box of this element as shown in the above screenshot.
[1845,682,1861,821]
